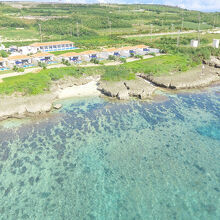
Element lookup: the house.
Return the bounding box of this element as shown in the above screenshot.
[29,41,76,52]
[59,52,81,63]
[148,48,160,54]
[18,46,38,55]
[31,52,55,65]
[0,57,7,70]
[7,55,32,68]
[78,50,99,62]
[133,45,149,55]
[118,46,132,58]
[98,48,118,59]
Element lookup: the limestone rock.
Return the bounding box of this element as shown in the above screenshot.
[117,90,129,100]
[54,103,62,109]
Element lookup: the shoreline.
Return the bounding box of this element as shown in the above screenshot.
[0,65,219,122]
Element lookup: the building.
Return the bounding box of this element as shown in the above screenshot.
[98,48,118,59]
[119,46,132,58]
[7,55,32,68]
[134,45,150,55]
[213,39,219,49]
[18,46,38,55]
[78,50,99,62]
[191,40,199,48]
[29,41,76,52]
[31,52,55,65]
[0,44,5,51]
[0,57,7,70]
[59,52,81,63]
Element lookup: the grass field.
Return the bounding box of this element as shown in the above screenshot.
[0,55,194,95]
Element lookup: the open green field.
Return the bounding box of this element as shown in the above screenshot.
[0,54,202,95]
[0,2,219,47]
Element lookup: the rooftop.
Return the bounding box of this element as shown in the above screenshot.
[0,57,5,62]
[30,41,74,47]
[8,55,30,60]
[78,50,99,55]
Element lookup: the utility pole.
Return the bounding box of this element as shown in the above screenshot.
[76,22,79,38]
[150,24,153,42]
[108,17,112,36]
[181,17,184,32]
[38,24,42,43]
[213,16,215,30]
[177,30,180,47]
[171,23,174,32]
[198,12,201,46]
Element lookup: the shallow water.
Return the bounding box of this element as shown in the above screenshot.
[0,86,220,220]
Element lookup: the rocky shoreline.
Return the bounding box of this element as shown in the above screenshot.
[0,64,219,122]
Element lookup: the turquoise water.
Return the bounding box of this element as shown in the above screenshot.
[0,86,220,220]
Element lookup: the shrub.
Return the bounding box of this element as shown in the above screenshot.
[13,66,24,72]
[134,55,143,59]
[108,55,116,61]
[90,58,99,64]
[120,57,127,63]
[38,62,47,69]
[62,59,71,66]
[0,50,8,58]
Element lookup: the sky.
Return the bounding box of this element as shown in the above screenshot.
[1,0,220,12]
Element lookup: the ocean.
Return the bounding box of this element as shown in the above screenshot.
[0,85,219,220]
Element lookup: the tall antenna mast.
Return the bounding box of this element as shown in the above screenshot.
[76,22,79,38]
[198,12,201,45]
[108,17,112,35]
[150,24,153,42]
[38,24,42,43]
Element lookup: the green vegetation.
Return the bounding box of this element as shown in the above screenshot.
[0,54,197,95]
[101,66,135,81]
[12,66,25,72]
[0,3,219,48]
[0,50,8,58]
[123,55,191,76]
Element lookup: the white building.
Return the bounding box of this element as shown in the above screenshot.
[59,52,81,63]
[7,55,32,68]
[191,40,199,48]
[213,39,219,49]
[0,44,5,51]
[98,48,117,59]
[18,46,38,55]
[31,52,55,65]
[79,50,99,62]
[29,41,76,52]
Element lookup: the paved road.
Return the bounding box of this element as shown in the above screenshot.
[122,30,197,38]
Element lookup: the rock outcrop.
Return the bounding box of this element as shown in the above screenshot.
[0,94,55,121]
[139,65,220,90]
[205,56,220,68]
[98,77,156,100]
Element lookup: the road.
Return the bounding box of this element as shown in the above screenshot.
[122,30,197,38]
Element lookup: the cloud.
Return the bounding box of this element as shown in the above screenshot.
[164,0,220,11]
